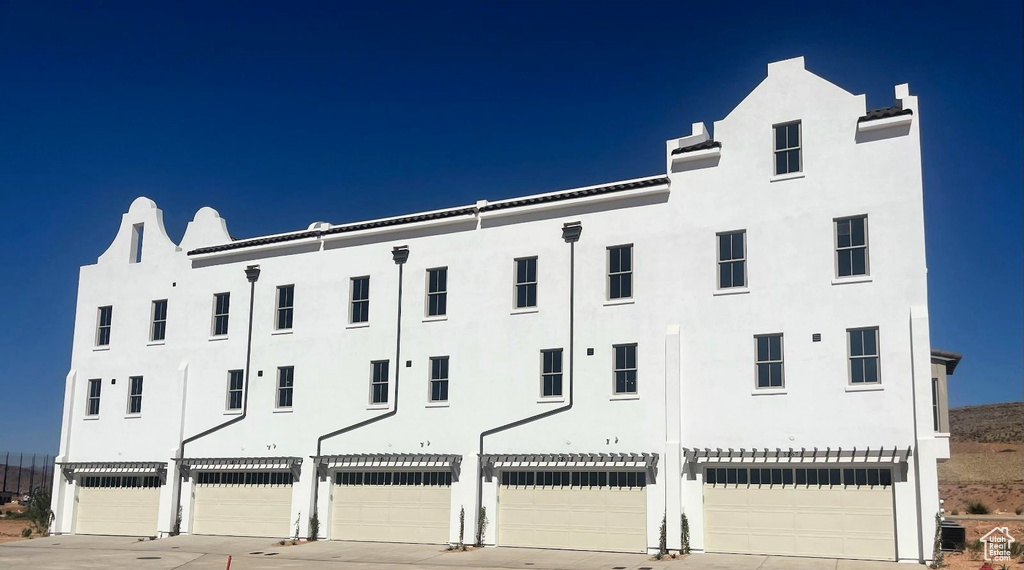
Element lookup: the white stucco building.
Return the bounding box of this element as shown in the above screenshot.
[50,57,953,563]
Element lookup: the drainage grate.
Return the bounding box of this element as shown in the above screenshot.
[137,557,162,560]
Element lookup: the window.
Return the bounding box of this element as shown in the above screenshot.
[150,300,167,342]
[607,245,633,300]
[514,257,538,309]
[836,216,869,277]
[755,334,784,389]
[613,344,638,395]
[86,379,102,416]
[276,285,294,330]
[370,360,389,405]
[708,467,891,487]
[931,378,940,431]
[541,349,563,398]
[773,121,801,175]
[276,366,294,408]
[350,277,369,323]
[81,476,161,488]
[337,471,452,487]
[96,306,112,346]
[849,327,880,384]
[226,370,244,410]
[195,471,293,486]
[500,470,646,489]
[427,268,447,316]
[429,356,449,402]
[717,231,746,289]
[212,293,230,336]
[130,223,144,263]
[127,376,143,415]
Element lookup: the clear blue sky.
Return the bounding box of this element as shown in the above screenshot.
[1,1,1020,454]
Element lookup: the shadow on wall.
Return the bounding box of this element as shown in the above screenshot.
[480,192,669,230]
[855,124,911,144]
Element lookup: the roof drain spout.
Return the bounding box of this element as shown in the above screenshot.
[475,221,581,546]
[171,264,260,534]
[308,245,408,539]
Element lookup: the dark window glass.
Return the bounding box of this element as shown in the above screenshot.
[796,468,806,485]
[127,376,143,415]
[427,268,448,316]
[737,468,748,485]
[86,379,102,415]
[514,258,538,309]
[429,356,449,402]
[277,366,294,408]
[350,277,370,323]
[227,369,244,410]
[773,122,801,175]
[213,293,230,336]
[717,232,746,288]
[782,469,794,486]
[836,216,868,277]
[97,306,113,346]
[541,349,563,397]
[749,468,760,485]
[608,246,633,300]
[849,328,880,384]
[755,334,784,388]
[613,344,638,394]
[843,469,856,485]
[879,469,892,486]
[151,300,167,341]
[276,285,294,329]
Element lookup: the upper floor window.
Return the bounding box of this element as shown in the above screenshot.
[836,216,869,277]
[86,379,102,416]
[613,343,638,395]
[226,370,244,410]
[130,223,144,263]
[429,356,449,403]
[276,285,294,330]
[541,349,563,398]
[848,327,880,384]
[370,360,389,405]
[607,245,633,300]
[212,293,230,336]
[276,366,294,409]
[931,378,940,431]
[427,268,448,317]
[350,277,370,323]
[773,121,801,175]
[127,376,143,415]
[150,300,167,342]
[755,334,784,389]
[96,306,113,346]
[717,231,746,289]
[514,257,538,309]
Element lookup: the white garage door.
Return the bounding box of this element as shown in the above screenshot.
[331,470,451,543]
[498,470,647,553]
[704,466,895,560]
[191,471,293,538]
[75,476,161,536]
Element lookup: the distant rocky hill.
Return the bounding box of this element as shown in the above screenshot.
[949,402,1023,443]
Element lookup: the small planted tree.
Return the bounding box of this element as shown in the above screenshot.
[681,512,691,554]
[25,489,54,536]
[308,509,320,541]
[656,512,667,559]
[458,506,466,549]
[171,506,182,536]
[476,507,488,547]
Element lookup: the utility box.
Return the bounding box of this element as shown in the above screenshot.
[939,520,966,551]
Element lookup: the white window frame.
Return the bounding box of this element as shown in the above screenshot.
[426,267,448,317]
[350,276,370,324]
[86,378,102,416]
[612,343,638,395]
[931,377,940,431]
[275,284,294,330]
[370,360,389,405]
[754,334,785,389]
[428,356,449,403]
[717,230,747,289]
[212,293,230,336]
[126,376,143,415]
[96,305,112,346]
[607,245,634,301]
[540,348,563,399]
[276,366,294,409]
[835,215,870,278]
[150,299,167,342]
[226,369,244,411]
[514,257,538,309]
[773,120,802,175]
[847,327,881,385]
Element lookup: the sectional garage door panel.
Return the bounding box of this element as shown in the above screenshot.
[75,487,160,536]
[331,485,451,543]
[703,466,895,561]
[191,484,292,538]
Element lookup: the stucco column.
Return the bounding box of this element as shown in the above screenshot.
[50,370,77,535]
[664,325,682,552]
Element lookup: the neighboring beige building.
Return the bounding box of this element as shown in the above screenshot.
[930,349,962,434]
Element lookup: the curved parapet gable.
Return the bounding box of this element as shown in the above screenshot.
[96,197,179,266]
[179,206,231,253]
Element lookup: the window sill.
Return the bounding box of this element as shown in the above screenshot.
[603,298,635,307]
[422,316,448,323]
[273,408,293,413]
[770,172,805,183]
[511,308,539,315]
[93,346,110,352]
[713,287,749,296]
[935,432,950,439]
[609,394,640,401]
[751,388,787,396]
[831,276,873,286]
[146,341,166,347]
[425,402,450,408]
[223,409,243,416]
[846,384,884,392]
[83,415,100,421]
[124,414,142,419]
[537,397,565,404]
[346,322,370,329]
[271,329,293,336]
[366,404,389,411]
[208,335,229,342]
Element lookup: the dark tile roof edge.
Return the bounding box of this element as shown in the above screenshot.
[478,175,669,212]
[930,349,963,375]
[858,105,913,123]
[188,229,323,256]
[670,140,721,155]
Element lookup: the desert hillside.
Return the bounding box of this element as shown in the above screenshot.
[949,401,1023,443]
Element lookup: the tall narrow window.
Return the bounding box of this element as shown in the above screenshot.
[213,293,230,336]
[226,370,244,410]
[350,277,370,323]
[276,366,294,408]
[131,223,144,263]
[514,257,538,309]
[429,356,449,403]
[427,268,447,317]
[848,327,880,384]
[773,121,801,175]
[276,285,294,330]
[607,245,633,300]
[541,349,563,398]
[86,379,102,416]
[150,300,167,342]
[127,376,143,415]
[370,360,389,405]
[931,378,940,431]
[717,231,746,289]
[836,216,869,277]
[755,334,784,389]
[96,306,113,346]
[613,344,638,395]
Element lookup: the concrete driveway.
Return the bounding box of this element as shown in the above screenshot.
[0,535,906,569]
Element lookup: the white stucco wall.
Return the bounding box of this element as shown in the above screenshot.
[52,57,941,562]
